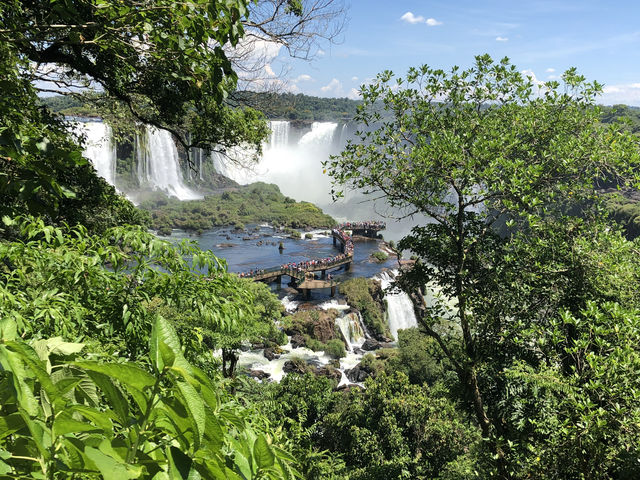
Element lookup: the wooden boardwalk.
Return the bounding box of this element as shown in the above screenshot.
[240,222,385,299]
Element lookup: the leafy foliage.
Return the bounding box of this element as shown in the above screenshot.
[326,54,640,474]
[339,278,389,339]
[141,182,336,233]
[0,216,279,366]
[0,315,301,478]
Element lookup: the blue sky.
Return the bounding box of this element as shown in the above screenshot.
[271,1,640,105]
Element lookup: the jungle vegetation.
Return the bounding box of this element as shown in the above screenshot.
[3,0,640,476]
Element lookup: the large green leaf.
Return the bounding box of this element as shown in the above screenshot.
[33,337,85,357]
[0,346,39,416]
[4,340,60,406]
[87,371,130,425]
[150,316,191,372]
[0,318,17,341]
[73,361,156,392]
[84,446,143,480]
[53,411,104,437]
[174,381,205,450]
[68,405,114,432]
[0,413,26,441]
[253,435,275,470]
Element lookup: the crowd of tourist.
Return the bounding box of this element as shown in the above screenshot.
[280,252,351,274]
[332,228,354,256]
[238,226,357,279]
[338,220,386,231]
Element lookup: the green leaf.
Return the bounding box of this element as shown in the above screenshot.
[150,316,191,372]
[84,446,143,480]
[0,413,26,441]
[40,337,85,356]
[175,381,205,449]
[168,446,194,479]
[87,371,130,425]
[53,411,103,436]
[4,341,60,403]
[253,435,275,469]
[0,346,39,416]
[0,318,17,341]
[68,404,114,432]
[73,361,156,392]
[0,458,12,475]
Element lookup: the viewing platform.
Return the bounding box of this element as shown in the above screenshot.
[238,221,385,298]
[337,221,386,239]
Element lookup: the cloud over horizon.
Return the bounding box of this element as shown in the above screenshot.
[320,78,344,96]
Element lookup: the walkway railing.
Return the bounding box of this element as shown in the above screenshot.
[237,221,384,284]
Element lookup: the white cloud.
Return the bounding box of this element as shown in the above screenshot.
[495,36,508,42]
[521,69,544,87]
[295,74,313,82]
[401,12,425,24]
[546,68,556,73]
[317,49,326,56]
[351,76,359,82]
[426,18,443,26]
[348,88,361,100]
[601,83,640,106]
[265,64,276,77]
[320,78,344,96]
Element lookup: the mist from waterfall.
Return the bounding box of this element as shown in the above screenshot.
[213,121,338,204]
[376,270,418,341]
[78,121,116,186]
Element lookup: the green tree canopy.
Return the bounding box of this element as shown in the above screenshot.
[326,54,640,475]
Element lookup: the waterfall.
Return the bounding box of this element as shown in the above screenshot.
[335,311,366,352]
[376,270,418,341]
[140,127,202,200]
[212,120,339,204]
[269,120,289,147]
[78,121,116,186]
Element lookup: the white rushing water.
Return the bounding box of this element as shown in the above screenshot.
[335,311,366,352]
[213,120,338,204]
[236,340,333,383]
[377,270,418,341]
[78,121,117,186]
[138,127,202,200]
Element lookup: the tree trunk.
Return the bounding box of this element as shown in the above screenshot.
[222,348,238,378]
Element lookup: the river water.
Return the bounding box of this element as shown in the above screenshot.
[160,225,419,384]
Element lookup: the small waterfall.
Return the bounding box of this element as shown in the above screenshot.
[335,311,366,352]
[377,270,418,341]
[79,121,116,186]
[140,127,202,200]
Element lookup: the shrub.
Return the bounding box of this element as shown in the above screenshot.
[324,338,346,358]
[371,251,388,262]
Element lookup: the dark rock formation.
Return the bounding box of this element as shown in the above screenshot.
[362,339,380,351]
[290,334,306,348]
[315,366,342,382]
[345,365,371,383]
[263,347,279,361]
[248,370,270,380]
